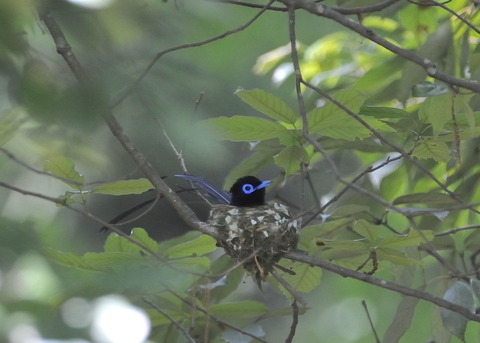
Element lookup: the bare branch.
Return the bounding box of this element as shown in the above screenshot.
[38,8,219,239]
[110,0,276,109]
[286,250,480,322]
[143,297,197,343]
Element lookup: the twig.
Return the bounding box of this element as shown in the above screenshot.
[436,224,480,237]
[169,289,271,343]
[39,8,219,239]
[0,147,86,188]
[0,181,163,259]
[286,250,480,322]
[422,0,480,35]
[285,300,299,343]
[143,297,197,343]
[271,269,306,306]
[301,79,480,215]
[278,0,480,93]
[214,0,405,16]
[361,300,381,343]
[302,153,405,226]
[110,0,276,109]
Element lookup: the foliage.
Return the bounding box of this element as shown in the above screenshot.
[1,0,480,342]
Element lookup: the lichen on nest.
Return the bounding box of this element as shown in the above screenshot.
[209,203,299,284]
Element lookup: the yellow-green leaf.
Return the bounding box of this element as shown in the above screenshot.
[274,260,322,295]
[199,116,289,142]
[308,89,369,140]
[104,228,158,254]
[236,88,298,124]
[381,230,434,249]
[412,138,450,162]
[273,146,307,175]
[44,157,84,190]
[164,234,217,258]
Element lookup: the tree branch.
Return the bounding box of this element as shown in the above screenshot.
[278,0,480,93]
[39,8,218,239]
[286,251,480,322]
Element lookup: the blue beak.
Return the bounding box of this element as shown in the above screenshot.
[256,180,271,190]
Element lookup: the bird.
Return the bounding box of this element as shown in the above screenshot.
[175,174,299,285]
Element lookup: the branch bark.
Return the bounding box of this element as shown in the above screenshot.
[39,8,218,239]
[286,251,480,322]
[278,0,480,94]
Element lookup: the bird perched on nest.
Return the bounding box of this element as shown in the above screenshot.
[176,174,299,285]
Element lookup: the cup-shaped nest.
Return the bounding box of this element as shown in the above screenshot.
[208,203,299,283]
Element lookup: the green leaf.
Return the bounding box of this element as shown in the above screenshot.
[199,116,290,142]
[419,94,454,135]
[82,252,147,270]
[412,138,450,162]
[170,256,211,272]
[43,247,101,271]
[381,230,434,249]
[393,192,458,206]
[376,248,417,265]
[92,178,154,195]
[359,106,409,120]
[104,228,158,254]
[441,281,475,341]
[308,89,369,140]
[149,308,186,326]
[274,260,322,295]
[44,157,85,190]
[209,301,267,318]
[164,234,217,258]
[210,255,245,302]
[273,146,306,175]
[321,241,370,260]
[236,88,297,124]
[352,220,380,243]
[362,116,396,132]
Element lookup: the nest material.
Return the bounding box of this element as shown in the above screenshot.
[208,203,299,283]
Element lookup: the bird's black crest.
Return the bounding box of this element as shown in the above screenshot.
[229,175,270,207]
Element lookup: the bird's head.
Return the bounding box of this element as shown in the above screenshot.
[229,176,270,207]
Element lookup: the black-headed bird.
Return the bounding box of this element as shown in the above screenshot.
[176,174,299,284]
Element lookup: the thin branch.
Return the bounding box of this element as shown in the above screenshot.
[278,0,480,93]
[436,224,480,237]
[286,250,480,322]
[271,269,306,306]
[110,0,276,109]
[302,153,405,226]
[362,300,381,343]
[423,0,480,35]
[301,79,480,215]
[0,181,163,259]
[285,300,299,343]
[169,290,271,343]
[39,8,219,239]
[0,147,86,188]
[214,0,406,15]
[143,297,197,343]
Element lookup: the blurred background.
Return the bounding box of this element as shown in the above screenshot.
[1,0,479,342]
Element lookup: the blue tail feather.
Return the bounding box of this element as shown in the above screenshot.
[175,174,231,205]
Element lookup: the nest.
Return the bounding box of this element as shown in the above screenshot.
[208,203,299,283]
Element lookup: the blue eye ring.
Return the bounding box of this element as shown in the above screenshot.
[242,184,255,194]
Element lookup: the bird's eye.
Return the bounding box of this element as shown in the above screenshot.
[242,184,255,194]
